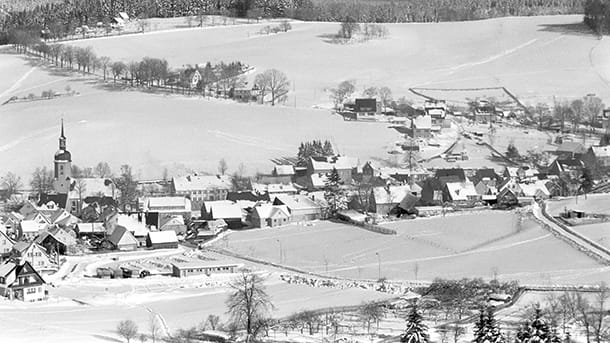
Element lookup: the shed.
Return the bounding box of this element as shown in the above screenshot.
[147,231,179,249]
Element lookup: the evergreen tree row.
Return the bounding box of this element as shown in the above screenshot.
[0,0,586,44]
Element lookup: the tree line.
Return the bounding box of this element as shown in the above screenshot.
[0,0,586,44]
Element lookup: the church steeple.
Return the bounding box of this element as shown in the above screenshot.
[59,119,66,150]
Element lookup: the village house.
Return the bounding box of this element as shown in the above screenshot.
[35,228,76,255]
[583,145,610,173]
[189,219,227,242]
[472,100,497,123]
[159,215,187,236]
[503,166,540,182]
[106,226,139,251]
[19,220,48,240]
[424,100,447,126]
[369,185,413,215]
[251,183,297,197]
[201,200,243,229]
[11,242,58,275]
[435,169,466,183]
[147,230,179,249]
[171,260,242,278]
[304,156,359,188]
[75,222,105,238]
[172,174,231,208]
[116,214,149,246]
[419,178,447,205]
[232,86,261,102]
[547,157,585,178]
[0,229,15,260]
[143,196,192,230]
[66,178,116,216]
[410,115,432,139]
[251,204,291,228]
[444,181,480,204]
[554,141,587,160]
[272,194,322,221]
[0,261,46,301]
[519,181,551,200]
[227,191,270,203]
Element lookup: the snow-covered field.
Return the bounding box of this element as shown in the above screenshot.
[0,247,393,343]
[218,213,610,284]
[2,15,610,179]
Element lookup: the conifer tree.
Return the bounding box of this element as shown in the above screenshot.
[401,304,429,343]
[324,167,347,218]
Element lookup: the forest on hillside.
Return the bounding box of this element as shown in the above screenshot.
[0,0,586,43]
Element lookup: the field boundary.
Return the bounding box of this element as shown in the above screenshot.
[536,202,610,265]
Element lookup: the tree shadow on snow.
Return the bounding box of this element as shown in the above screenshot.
[91,334,122,342]
[317,33,349,45]
[537,22,596,37]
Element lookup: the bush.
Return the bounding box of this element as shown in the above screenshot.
[279,20,292,32]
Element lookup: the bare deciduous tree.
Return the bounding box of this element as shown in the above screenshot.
[117,320,139,343]
[2,172,22,200]
[218,159,228,176]
[254,69,290,106]
[225,270,274,342]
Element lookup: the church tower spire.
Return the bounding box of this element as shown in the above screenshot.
[53,119,72,195]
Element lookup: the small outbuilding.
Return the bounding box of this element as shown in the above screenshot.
[147,231,179,249]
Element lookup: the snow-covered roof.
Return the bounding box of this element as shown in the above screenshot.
[519,181,550,197]
[445,181,478,201]
[311,173,329,188]
[146,197,191,212]
[310,156,358,171]
[274,194,321,211]
[373,185,411,205]
[20,220,45,233]
[210,203,242,219]
[147,230,178,244]
[68,178,115,199]
[0,262,16,277]
[274,165,295,175]
[413,115,432,130]
[76,222,105,234]
[591,145,610,158]
[172,174,231,192]
[117,215,149,237]
[253,204,290,219]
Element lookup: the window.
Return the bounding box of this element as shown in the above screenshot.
[26,287,36,294]
[0,277,4,284]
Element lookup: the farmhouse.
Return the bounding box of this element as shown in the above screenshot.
[305,156,358,185]
[11,242,58,275]
[107,226,139,251]
[583,145,610,172]
[369,185,412,215]
[19,220,48,240]
[435,169,466,183]
[35,228,76,255]
[147,230,179,249]
[201,201,243,229]
[547,157,584,178]
[144,196,192,229]
[158,215,187,235]
[172,174,231,206]
[171,260,242,278]
[75,223,105,237]
[424,100,447,125]
[66,178,116,215]
[273,194,322,221]
[554,141,586,160]
[0,261,46,302]
[251,204,291,228]
[410,115,432,139]
[444,182,480,203]
[472,100,496,123]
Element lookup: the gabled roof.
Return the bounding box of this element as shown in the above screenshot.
[227,191,270,202]
[210,203,242,219]
[20,220,46,233]
[107,226,138,247]
[76,222,105,234]
[68,178,115,199]
[160,215,185,229]
[146,197,191,212]
[445,181,478,201]
[309,156,358,171]
[556,141,586,154]
[35,228,76,246]
[172,174,231,192]
[147,230,178,244]
[274,165,295,176]
[591,145,610,158]
[273,194,321,211]
[117,215,149,237]
[253,205,290,219]
[373,185,411,205]
[435,169,466,183]
[412,115,432,130]
[0,261,17,277]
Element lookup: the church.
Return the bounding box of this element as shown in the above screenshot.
[40,121,117,215]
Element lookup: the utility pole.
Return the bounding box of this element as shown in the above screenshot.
[276,239,282,264]
[375,252,381,280]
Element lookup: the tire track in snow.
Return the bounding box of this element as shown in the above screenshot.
[445,38,538,74]
[0,66,36,100]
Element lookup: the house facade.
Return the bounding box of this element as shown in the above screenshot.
[251,205,291,228]
[0,261,46,302]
